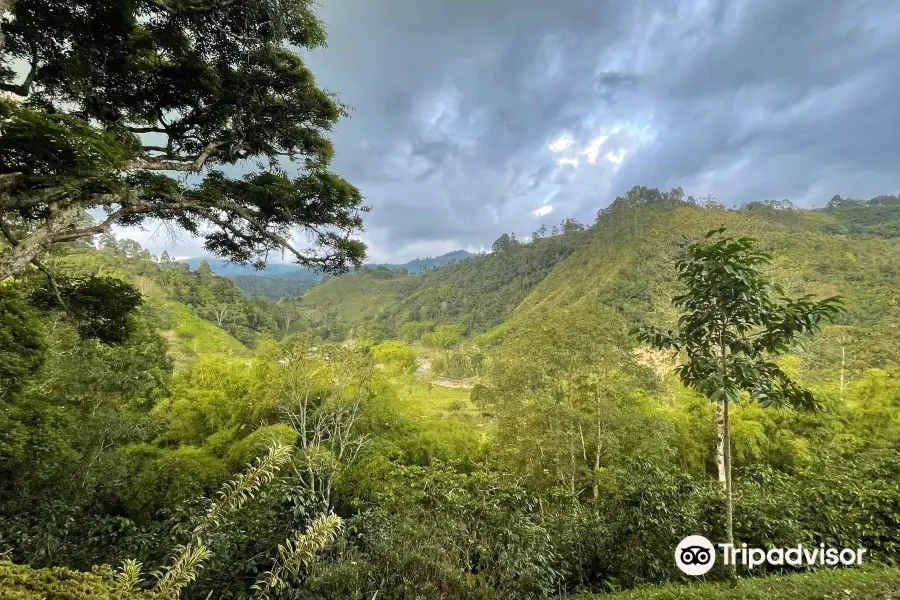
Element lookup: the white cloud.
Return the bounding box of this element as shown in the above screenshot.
[557,157,580,167]
[548,134,575,152]
[582,135,610,163]
[533,205,554,217]
[604,148,627,164]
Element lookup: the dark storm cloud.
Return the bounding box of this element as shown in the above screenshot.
[120,0,900,263]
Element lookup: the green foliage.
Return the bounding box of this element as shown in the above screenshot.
[224,425,299,472]
[232,275,319,300]
[194,443,294,536]
[293,225,590,339]
[304,465,558,600]
[398,320,436,343]
[431,347,485,379]
[736,448,900,565]
[3,188,900,600]
[123,447,226,518]
[371,341,418,377]
[152,541,209,600]
[421,323,466,349]
[1,0,367,281]
[594,458,720,587]
[0,561,159,600]
[252,512,343,600]
[0,98,131,177]
[634,228,844,409]
[0,286,44,400]
[32,275,143,344]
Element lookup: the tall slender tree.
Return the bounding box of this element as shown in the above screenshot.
[633,227,843,579]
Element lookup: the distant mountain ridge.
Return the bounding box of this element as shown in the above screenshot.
[178,257,323,280]
[180,250,476,279]
[364,250,475,272]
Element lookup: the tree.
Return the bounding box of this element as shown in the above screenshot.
[633,228,844,579]
[491,233,512,254]
[0,0,367,281]
[196,260,213,278]
[561,218,585,234]
[421,323,466,349]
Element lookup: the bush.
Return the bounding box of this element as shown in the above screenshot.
[594,458,722,588]
[119,446,226,518]
[0,561,158,600]
[736,448,900,567]
[372,341,418,377]
[303,464,557,600]
[432,348,484,379]
[224,424,298,471]
[421,324,467,349]
[398,320,436,343]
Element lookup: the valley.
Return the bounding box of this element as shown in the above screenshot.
[2,189,899,599]
[3,0,900,597]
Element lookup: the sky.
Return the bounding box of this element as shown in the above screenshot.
[119,0,900,263]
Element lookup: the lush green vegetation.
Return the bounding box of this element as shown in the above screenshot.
[3,0,900,598]
[291,223,591,339]
[2,191,898,599]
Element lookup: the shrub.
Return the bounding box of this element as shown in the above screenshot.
[398,320,436,343]
[224,424,299,471]
[421,324,467,349]
[120,446,226,518]
[0,561,158,600]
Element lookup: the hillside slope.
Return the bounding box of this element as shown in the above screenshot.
[295,228,591,337]
[498,196,900,389]
[58,247,251,368]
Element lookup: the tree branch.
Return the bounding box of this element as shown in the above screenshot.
[0,39,38,96]
[128,139,229,173]
[0,217,66,307]
[48,208,132,243]
[0,205,82,280]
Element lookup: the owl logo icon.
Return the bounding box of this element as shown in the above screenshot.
[675,535,716,575]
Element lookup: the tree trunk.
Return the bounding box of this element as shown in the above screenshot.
[723,395,736,582]
[594,396,601,503]
[719,327,737,582]
[716,401,726,486]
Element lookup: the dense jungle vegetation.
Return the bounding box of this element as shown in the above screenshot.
[2,1,900,599]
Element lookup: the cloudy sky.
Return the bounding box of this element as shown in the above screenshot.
[124,0,900,263]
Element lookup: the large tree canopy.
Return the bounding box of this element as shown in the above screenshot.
[0,0,367,280]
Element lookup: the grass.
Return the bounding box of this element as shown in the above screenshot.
[129,276,249,368]
[144,296,248,368]
[574,566,900,600]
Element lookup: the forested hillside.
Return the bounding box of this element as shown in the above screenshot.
[3,0,900,597]
[291,221,591,338]
[3,188,899,600]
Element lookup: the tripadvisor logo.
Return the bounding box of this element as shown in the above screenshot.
[675,535,716,575]
[675,535,868,575]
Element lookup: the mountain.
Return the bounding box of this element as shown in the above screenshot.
[286,190,900,375]
[181,250,478,300]
[365,250,476,272]
[492,193,900,395]
[180,250,476,281]
[177,257,323,280]
[293,229,590,337]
